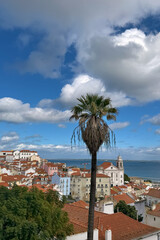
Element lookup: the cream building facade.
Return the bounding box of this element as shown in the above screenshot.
[97,155,124,186]
[70,173,110,201]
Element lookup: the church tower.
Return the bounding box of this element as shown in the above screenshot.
[116,155,123,170]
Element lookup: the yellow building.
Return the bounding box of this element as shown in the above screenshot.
[70,173,110,201]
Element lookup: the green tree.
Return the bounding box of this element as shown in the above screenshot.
[70,94,118,240]
[114,200,137,220]
[124,173,130,182]
[0,185,73,240]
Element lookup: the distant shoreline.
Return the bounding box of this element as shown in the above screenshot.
[47,158,160,162]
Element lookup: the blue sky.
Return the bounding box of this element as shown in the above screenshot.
[0,0,160,160]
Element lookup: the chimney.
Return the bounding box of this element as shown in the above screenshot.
[105,229,112,240]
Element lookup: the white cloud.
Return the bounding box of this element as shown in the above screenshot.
[1,140,160,160]
[109,122,130,130]
[78,29,160,103]
[0,97,71,124]
[143,114,160,125]
[58,124,66,128]
[39,74,132,108]
[0,1,160,104]
[1,132,19,142]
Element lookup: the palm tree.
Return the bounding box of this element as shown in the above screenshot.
[70,94,118,240]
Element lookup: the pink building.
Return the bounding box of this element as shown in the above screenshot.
[43,163,58,176]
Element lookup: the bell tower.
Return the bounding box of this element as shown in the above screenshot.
[116,155,123,170]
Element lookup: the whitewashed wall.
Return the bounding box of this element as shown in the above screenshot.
[66,229,98,240]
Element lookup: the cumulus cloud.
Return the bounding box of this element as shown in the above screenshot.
[1,0,160,104]
[109,122,130,130]
[0,97,71,124]
[39,74,132,108]
[78,28,160,103]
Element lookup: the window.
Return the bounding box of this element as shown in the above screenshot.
[111,173,113,178]
[105,184,108,188]
[99,179,101,182]
[154,217,156,221]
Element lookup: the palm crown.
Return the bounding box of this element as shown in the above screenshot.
[70,94,118,153]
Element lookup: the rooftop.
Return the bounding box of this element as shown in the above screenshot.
[146,188,160,199]
[148,203,160,217]
[63,204,159,240]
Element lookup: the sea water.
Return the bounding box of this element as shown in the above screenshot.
[49,159,160,181]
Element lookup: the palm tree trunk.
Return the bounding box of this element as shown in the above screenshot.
[87,151,97,240]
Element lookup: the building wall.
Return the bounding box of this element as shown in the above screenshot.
[140,233,160,240]
[60,177,70,196]
[70,175,110,201]
[97,164,124,186]
[20,151,38,159]
[146,214,160,228]
[44,164,58,176]
[52,174,70,196]
[146,196,160,207]
[66,229,98,240]
[135,200,146,223]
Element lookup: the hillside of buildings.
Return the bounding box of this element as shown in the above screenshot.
[0,150,160,239]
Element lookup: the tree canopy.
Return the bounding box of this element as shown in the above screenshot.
[0,185,73,240]
[114,200,142,221]
[70,94,118,153]
[124,173,130,182]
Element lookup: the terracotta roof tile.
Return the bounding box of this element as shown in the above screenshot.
[146,188,160,199]
[63,204,159,240]
[99,162,112,169]
[148,203,160,217]
[71,200,89,208]
[113,193,135,204]
[111,189,118,195]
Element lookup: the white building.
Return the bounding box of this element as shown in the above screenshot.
[97,155,124,186]
[13,150,38,160]
[146,203,160,228]
[145,189,160,207]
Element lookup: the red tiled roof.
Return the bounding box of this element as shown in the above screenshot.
[63,204,159,240]
[99,162,112,169]
[71,168,80,171]
[71,172,81,176]
[148,203,160,217]
[146,189,160,199]
[111,189,118,195]
[71,200,89,208]
[112,186,122,193]
[1,150,13,152]
[113,193,135,205]
[20,150,37,153]
[0,182,9,187]
[119,185,127,189]
[69,218,88,234]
